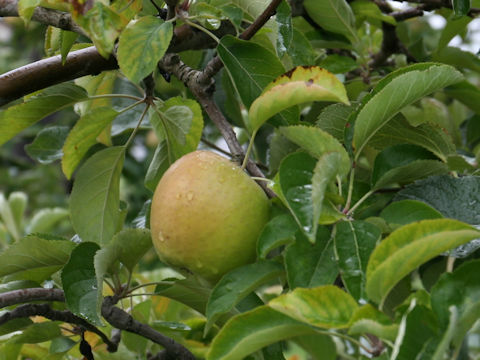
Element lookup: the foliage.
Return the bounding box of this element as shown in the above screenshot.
[1,0,480,359]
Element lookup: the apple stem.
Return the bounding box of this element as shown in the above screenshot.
[241,130,257,170]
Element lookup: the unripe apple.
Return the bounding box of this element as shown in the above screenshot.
[150,150,270,282]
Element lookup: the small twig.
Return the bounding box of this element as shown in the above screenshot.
[0,303,117,352]
[201,137,232,157]
[165,0,179,20]
[101,296,195,359]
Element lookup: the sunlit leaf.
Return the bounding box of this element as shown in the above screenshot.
[366,219,480,305]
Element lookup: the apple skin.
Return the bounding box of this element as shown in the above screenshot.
[150,150,270,282]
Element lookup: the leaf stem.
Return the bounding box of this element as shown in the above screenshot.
[183,19,220,43]
[88,94,144,101]
[124,103,150,149]
[126,281,176,295]
[242,130,257,170]
[118,99,146,115]
[346,189,374,216]
[344,167,356,213]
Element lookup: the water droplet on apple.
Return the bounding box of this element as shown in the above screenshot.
[158,231,166,242]
[187,191,194,201]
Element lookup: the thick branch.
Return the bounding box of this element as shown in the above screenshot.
[0,46,117,106]
[0,303,117,351]
[0,288,65,308]
[0,0,86,35]
[102,296,195,360]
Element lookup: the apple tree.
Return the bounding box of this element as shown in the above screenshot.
[1,0,480,359]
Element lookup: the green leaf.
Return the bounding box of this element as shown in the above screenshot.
[287,29,317,67]
[217,35,299,126]
[207,306,315,360]
[111,228,152,272]
[275,0,293,58]
[371,144,448,189]
[351,0,396,25]
[278,152,344,241]
[5,192,27,240]
[144,141,170,192]
[445,80,480,114]
[350,63,463,157]
[335,221,380,301]
[366,219,480,305]
[452,0,470,16]
[25,126,69,164]
[0,318,33,337]
[279,125,350,176]
[0,235,75,282]
[318,54,358,74]
[61,242,102,325]
[60,30,78,64]
[395,175,480,225]
[27,207,69,234]
[257,214,298,259]
[284,229,337,289]
[74,2,126,58]
[8,322,61,344]
[303,0,357,41]
[368,115,455,162]
[434,46,480,73]
[123,300,151,353]
[70,146,125,245]
[205,260,284,334]
[249,67,349,133]
[431,259,480,348]
[348,304,398,341]
[62,107,119,179]
[437,14,471,52]
[0,83,88,146]
[393,303,439,360]
[380,200,443,227]
[49,336,76,354]
[117,17,173,83]
[269,285,358,328]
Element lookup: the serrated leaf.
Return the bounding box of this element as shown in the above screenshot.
[74,2,126,58]
[62,107,119,178]
[27,207,69,234]
[350,63,463,157]
[445,80,480,114]
[269,285,358,328]
[368,115,455,162]
[279,126,350,176]
[431,259,480,348]
[25,126,69,164]
[0,83,88,146]
[205,260,284,334]
[285,228,337,289]
[144,141,170,192]
[303,0,357,42]
[249,67,349,133]
[217,35,299,126]
[366,219,480,305]
[380,200,443,227]
[207,305,315,360]
[257,214,298,259]
[348,304,398,341]
[70,146,125,245]
[117,17,173,83]
[0,235,75,282]
[394,175,480,225]
[371,144,448,189]
[335,221,380,301]
[61,242,102,325]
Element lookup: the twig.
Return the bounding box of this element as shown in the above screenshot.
[0,0,86,36]
[165,0,179,20]
[0,303,118,352]
[101,296,195,359]
[0,288,65,308]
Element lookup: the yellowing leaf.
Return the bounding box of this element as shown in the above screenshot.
[248,66,349,132]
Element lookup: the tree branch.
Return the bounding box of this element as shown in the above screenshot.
[0,288,65,308]
[0,303,118,352]
[101,296,195,360]
[0,0,86,35]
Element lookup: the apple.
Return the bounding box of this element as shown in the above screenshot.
[150,150,270,282]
